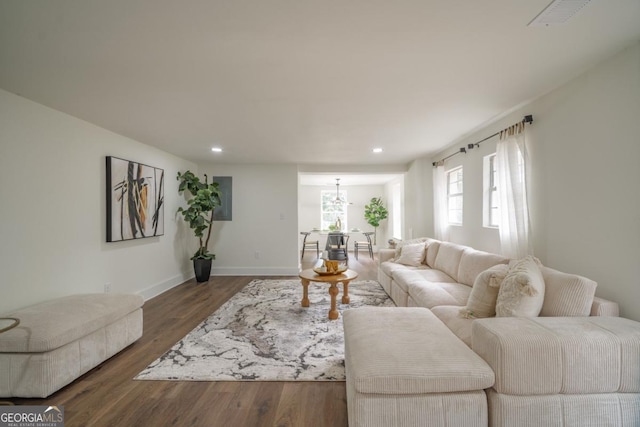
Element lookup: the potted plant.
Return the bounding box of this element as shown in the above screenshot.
[364,197,389,246]
[177,171,222,282]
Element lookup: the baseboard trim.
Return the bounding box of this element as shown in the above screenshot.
[138,271,194,301]
[138,267,301,300]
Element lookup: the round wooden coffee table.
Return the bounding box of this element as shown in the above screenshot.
[298,269,359,320]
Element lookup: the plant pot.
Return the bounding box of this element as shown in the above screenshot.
[193,258,212,283]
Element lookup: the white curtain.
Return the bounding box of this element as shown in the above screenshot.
[495,125,532,259]
[433,164,449,241]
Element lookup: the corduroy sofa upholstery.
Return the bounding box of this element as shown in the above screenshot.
[0,293,144,398]
[344,307,495,427]
[343,237,640,427]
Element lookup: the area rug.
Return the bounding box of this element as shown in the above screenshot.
[135,278,394,381]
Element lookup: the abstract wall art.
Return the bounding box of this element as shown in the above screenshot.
[106,156,164,242]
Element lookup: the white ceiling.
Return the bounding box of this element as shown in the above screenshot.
[1,1,639,166]
[299,173,401,186]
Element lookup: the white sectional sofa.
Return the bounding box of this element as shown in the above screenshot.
[378,237,619,345]
[343,237,640,427]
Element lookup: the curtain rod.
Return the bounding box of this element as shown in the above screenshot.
[432,115,533,167]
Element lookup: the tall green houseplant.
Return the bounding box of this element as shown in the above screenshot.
[364,197,388,245]
[177,171,222,282]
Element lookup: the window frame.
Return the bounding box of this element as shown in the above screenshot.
[320,190,348,230]
[483,149,525,229]
[485,154,499,228]
[446,166,463,226]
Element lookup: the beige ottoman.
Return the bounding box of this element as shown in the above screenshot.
[343,307,495,427]
[0,293,144,398]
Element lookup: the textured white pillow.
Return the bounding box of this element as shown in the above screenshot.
[539,266,597,316]
[394,243,426,267]
[459,264,509,319]
[496,256,545,317]
[393,238,427,259]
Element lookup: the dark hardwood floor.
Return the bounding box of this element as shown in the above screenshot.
[8,253,379,427]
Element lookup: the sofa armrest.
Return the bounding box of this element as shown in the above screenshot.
[590,296,619,317]
[378,248,395,266]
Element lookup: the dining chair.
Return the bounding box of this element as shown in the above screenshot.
[300,232,319,260]
[354,232,375,260]
[326,232,349,260]
[339,234,350,260]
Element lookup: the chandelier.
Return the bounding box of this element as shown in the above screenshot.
[332,178,346,206]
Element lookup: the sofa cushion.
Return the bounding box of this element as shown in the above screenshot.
[457,249,509,287]
[391,270,421,293]
[472,316,640,395]
[496,256,545,317]
[407,281,471,309]
[0,293,144,353]
[380,260,425,278]
[344,307,495,394]
[393,269,455,294]
[409,268,456,284]
[394,243,425,267]
[424,238,441,268]
[460,264,510,319]
[540,266,597,317]
[432,242,466,281]
[431,305,475,347]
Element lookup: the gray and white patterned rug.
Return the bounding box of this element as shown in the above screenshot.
[135,278,394,381]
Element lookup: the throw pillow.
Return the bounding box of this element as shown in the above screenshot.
[394,243,426,267]
[539,266,597,316]
[393,238,428,260]
[459,264,509,319]
[495,256,545,317]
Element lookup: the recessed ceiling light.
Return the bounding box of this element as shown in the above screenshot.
[372,148,383,153]
[211,147,222,153]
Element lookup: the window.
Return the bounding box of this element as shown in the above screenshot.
[482,152,525,228]
[447,167,463,225]
[321,190,347,230]
[485,154,499,228]
[483,150,525,228]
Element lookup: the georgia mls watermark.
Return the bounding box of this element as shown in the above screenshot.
[0,406,64,427]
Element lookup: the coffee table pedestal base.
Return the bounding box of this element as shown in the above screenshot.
[298,269,359,320]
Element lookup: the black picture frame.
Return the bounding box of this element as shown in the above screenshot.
[106,156,165,242]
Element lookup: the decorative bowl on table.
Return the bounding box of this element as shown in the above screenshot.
[313,260,348,275]
[313,266,348,276]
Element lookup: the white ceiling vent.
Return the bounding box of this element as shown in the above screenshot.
[528,0,593,26]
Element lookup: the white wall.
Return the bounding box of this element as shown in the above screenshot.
[196,163,299,275]
[384,177,404,242]
[0,89,197,313]
[403,157,435,240]
[430,42,640,321]
[298,183,388,250]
